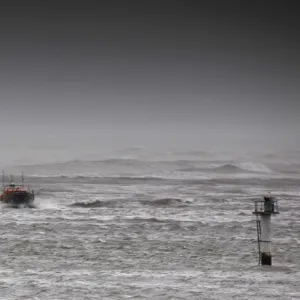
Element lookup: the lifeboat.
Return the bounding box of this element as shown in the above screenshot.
[0,173,35,207]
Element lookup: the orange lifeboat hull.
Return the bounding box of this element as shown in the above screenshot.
[0,188,35,207]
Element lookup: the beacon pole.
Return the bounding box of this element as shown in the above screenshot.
[253,194,279,266]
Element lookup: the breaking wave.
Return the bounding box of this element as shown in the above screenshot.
[237,162,273,173]
[71,197,190,209]
[69,199,125,208]
[181,162,273,174]
[127,217,166,223]
[212,163,246,173]
[70,200,104,208]
[140,198,189,206]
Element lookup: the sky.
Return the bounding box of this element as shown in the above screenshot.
[0,1,299,164]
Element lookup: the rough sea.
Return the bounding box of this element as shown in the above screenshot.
[1,148,300,299]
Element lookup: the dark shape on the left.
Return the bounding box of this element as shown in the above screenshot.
[0,172,35,208]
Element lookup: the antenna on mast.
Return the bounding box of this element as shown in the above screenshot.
[2,171,4,188]
[21,172,24,185]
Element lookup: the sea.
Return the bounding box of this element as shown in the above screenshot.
[0,147,300,299]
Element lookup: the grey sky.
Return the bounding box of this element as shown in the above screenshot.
[0,1,299,164]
